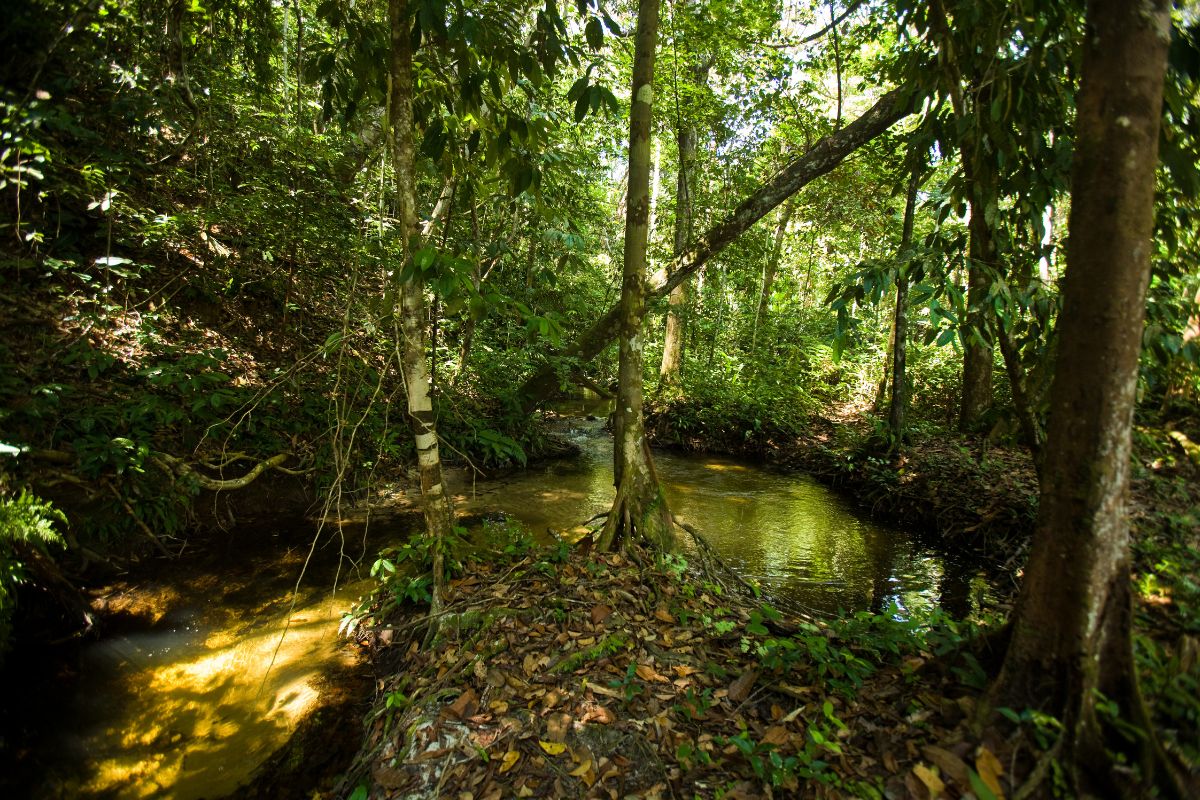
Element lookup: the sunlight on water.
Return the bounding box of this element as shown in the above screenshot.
[47,583,370,799]
[457,412,974,618]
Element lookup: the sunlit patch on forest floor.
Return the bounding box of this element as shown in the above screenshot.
[339,547,1035,799]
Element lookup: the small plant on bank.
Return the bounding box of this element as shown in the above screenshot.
[0,488,66,660]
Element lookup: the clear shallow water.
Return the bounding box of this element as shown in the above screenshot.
[458,413,978,618]
[20,407,982,798]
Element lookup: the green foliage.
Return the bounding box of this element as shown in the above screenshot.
[370,526,468,607]
[0,489,66,659]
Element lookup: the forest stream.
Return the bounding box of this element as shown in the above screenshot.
[20,407,986,799]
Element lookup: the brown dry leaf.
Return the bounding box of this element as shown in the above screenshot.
[912,763,945,798]
[545,712,571,743]
[672,664,698,678]
[591,604,613,625]
[372,763,409,789]
[761,725,789,746]
[882,750,900,773]
[654,607,674,623]
[581,704,615,724]
[522,652,538,677]
[921,745,969,788]
[635,663,667,683]
[542,689,563,710]
[586,681,622,699]
[728,669,759,702]
[446,687,478,720]
[975,746,1006,799]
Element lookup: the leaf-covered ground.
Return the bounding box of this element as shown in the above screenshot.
[337,544,1025,800]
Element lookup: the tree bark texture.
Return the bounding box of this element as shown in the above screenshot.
[388,0,455,615]
[991,1,1177,794]
[599,0,675,553]
[520,86,915,410]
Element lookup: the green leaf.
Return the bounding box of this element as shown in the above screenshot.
[968,768,999,800]
[585,18,603,50]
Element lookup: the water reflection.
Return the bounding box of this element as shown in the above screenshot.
[25,406,981,798]
[458,415,958,618]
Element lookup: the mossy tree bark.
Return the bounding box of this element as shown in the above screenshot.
[388,0,455,616]
[989,1,1181,795]
[598,0,675,554]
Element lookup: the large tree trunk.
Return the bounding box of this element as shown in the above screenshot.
[598,0,674,554]
[519,86,915,411]
[989,1,1180,795]
[388,0,455,616]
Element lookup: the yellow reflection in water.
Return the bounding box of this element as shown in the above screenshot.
[73,589,365,800]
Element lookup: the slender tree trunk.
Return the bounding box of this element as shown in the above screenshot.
[887,163,919,445]
[959,195,996,430]
[388,0,454,617]
[928,0,995,431]
[659,46,711,389]
[658,104,699,387]
[751,198,795,356]
[599,0,675,554]
[990,2,1181,795]
[518,87,914,411]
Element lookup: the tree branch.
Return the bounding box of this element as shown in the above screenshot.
[518,84,918,410]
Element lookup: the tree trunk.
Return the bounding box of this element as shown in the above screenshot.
[959,199,996,430]
[598,0,675,554]
[989,2,1181,795]
[388,0,454,617]
[520,86,915,410]
[887,162,920,446]
[751,198,795,356]
[658,64,704,388]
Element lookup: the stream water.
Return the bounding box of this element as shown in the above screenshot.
[11,407,984,798]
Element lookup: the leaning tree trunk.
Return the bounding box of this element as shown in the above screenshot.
[989,1,1181,795]
[519,86,914,411]
[598,0,675,554]
[388,0,455,616]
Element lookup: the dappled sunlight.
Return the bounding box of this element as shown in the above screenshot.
[52,592,362,799]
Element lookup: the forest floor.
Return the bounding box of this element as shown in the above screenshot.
[335,545,1021,800]
[326,402,1200,798]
